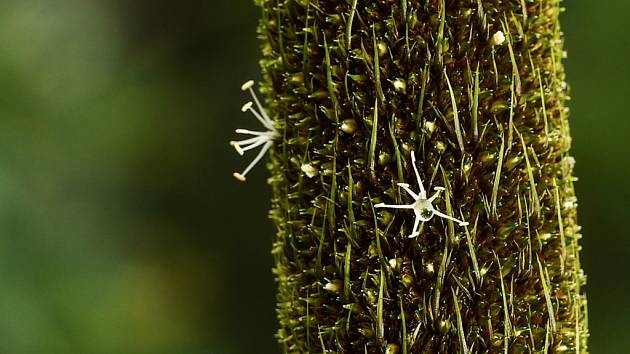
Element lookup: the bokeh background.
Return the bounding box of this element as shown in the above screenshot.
[0,0,625,353]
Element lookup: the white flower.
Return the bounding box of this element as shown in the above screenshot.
[375,151,468,238]
[230,80,279,182]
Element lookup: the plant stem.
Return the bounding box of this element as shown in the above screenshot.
[259,0,588,352]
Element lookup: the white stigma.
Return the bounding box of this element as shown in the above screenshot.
[230,80,278,182]
[374,151,468,238]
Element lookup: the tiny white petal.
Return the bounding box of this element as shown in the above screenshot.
[393,79,406,93]
[423,120,437,135]
[491,31,506,46]
[300,163,319,178]
[388,258,398,270]
[324,282,340,292]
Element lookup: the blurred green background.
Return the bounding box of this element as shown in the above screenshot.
[0,0,625,353]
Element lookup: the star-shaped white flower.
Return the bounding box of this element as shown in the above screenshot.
[230,80,279,182]
[375,151,469,238]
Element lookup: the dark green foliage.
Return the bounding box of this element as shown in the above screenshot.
[256,0,587,352]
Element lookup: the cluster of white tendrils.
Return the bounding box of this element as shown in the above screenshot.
[230,80,279,182]
[375,151,468,238]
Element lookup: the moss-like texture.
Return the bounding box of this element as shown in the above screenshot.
[256,0,588,352]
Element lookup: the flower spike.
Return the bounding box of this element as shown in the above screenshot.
[375,151,468,237]
[230,80,279,182]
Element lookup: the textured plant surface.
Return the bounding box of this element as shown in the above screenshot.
[255,0,588,352]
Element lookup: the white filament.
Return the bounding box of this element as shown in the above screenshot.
[231,80,278,182]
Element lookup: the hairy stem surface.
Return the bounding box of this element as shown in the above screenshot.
[257,0,588,352]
